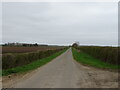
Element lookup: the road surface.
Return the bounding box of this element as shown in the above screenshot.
[3,48,118,88]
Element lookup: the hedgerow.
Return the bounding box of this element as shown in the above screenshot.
[75,46,119,65]
[2,48,66,70]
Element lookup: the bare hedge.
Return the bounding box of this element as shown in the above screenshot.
[2,48,66,70]
[75,46,119,65]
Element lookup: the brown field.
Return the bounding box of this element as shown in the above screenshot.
[2,46,65,54]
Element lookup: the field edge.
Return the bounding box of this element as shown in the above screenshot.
[72,48,119,70]
[2,48,68,76]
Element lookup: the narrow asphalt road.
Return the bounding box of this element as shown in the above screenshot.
[11,48,118,88]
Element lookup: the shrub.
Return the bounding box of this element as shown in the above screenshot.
[75,46,119,65]
[2,48,66,70]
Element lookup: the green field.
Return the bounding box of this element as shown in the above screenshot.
[72,48,119,69]
[2,49,67,76]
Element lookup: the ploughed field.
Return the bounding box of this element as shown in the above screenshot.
[2,46,65,54]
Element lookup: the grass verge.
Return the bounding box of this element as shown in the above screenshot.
[72,48,120,69]
[2,49,67,76]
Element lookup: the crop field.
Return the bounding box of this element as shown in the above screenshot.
[75,46,119,65]
[2,46,66,54]
[2,45,67,71]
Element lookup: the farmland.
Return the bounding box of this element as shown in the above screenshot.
[3,48,118,88]
[2,46,66,54]
[2,45,68,76]
[74,46,119,65]
[72,48,119,69]
[2,49,67,76]
[2,45,119,88]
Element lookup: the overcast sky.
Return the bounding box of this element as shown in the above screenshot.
[2,2,118,46]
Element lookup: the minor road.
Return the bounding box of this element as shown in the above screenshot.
[5,48,118,88]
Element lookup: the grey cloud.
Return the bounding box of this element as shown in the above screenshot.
[2,2,118,46]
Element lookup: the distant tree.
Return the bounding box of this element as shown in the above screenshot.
[72,42,79,47]
[23,44,27,47]
[34,43,38,46]
[3,43,8,46]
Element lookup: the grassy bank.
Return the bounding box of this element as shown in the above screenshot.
[72,48,119,69]
[75,46,118,65]
[2,49,67,76]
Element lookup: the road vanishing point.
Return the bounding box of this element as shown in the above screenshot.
[3,48,118,88]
